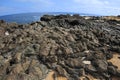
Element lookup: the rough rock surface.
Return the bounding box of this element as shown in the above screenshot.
[0,15,120,80]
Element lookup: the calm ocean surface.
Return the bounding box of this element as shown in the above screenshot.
[0,12,98,24]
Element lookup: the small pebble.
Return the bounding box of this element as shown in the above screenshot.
[83,61,91,65]
[5,31,9,36]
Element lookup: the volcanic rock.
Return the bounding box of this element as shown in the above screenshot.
[0,14,120,80]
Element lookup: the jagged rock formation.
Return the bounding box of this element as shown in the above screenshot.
[0,15,120,80]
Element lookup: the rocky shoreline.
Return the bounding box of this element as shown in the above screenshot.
[0,14,120,80]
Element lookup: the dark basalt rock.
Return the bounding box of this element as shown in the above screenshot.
[0,14,120,80]
[108,66,117,75]
[0,20,5,23]
[116,70,120,77]
[65,58,85,68]
[41,15,55,21]
[92,60,108,72]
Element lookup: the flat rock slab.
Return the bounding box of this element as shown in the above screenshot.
[108,53,120,70]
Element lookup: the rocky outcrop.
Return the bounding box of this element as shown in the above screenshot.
[0,14,120,80]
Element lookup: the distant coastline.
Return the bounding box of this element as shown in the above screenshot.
[0,12,100,24]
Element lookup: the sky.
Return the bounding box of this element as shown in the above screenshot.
[0,0,120,16]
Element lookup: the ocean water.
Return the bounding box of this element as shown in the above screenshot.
[0,12,97,24]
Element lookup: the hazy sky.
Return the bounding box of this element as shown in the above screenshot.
[0,0,120,16]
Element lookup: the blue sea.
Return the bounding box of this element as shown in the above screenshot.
[0,12,98,24]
